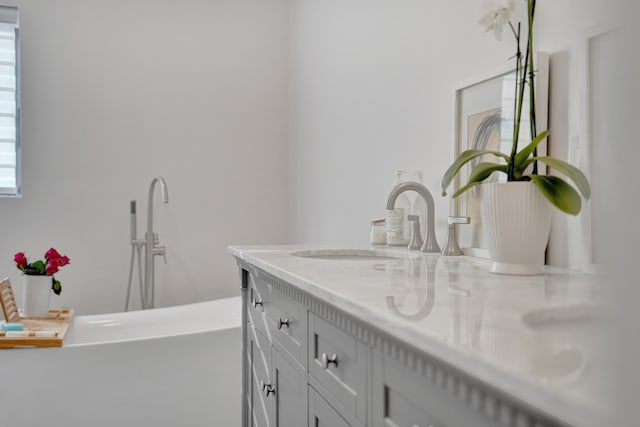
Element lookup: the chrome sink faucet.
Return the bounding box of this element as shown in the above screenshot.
[144,176,169,309]
[386,181,440,253]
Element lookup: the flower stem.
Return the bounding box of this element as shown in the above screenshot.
[508,23,523,181]
[527,0,538,174]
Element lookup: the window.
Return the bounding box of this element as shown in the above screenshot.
[0,6,19,197]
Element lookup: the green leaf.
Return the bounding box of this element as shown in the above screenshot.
[442,149,510,196]
[451,162,508,198]
[468,162,508,182]
[514,130,550,170]
[452,181,482,198]
[52,279,62,295]
[527,157,591,199]
[30,260,46,275]
[530,175,582,215]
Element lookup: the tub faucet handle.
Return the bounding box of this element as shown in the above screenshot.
[441,216,470,256]
[153,246,167,264]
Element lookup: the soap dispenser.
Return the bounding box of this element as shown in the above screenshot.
[386,170,411,246]
[411,170,428,233]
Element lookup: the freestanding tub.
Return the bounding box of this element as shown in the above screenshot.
[0,297,241,427]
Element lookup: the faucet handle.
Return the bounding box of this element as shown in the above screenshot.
[407,215,423,251]
[153,246,167,264]
[441,216,470,256]
[448,216,470,225]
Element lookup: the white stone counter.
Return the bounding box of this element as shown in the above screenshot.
[229,244,611,426]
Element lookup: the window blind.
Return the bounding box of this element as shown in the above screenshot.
[0,6,19,197]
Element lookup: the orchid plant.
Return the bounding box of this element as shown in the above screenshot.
[14,248,70,295]
[441,0,590,215]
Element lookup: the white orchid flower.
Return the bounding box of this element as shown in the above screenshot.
[479,0,516,41]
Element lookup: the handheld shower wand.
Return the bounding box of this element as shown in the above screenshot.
[124,200,146,312]
[130,200,136,240]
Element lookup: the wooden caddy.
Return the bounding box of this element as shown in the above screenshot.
[0,278,73,348]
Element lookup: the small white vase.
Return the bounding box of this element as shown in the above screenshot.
[480,181,552,275]
[22,275,52,317]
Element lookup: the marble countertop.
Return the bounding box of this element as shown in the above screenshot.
[228,244,611,426]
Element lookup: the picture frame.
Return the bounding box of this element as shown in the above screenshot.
[450,52,549,257]
[572,26,618,274]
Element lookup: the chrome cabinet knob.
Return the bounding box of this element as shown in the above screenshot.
[260,380,275,398]
[321,353,338,369]
[252,298,263,310]
[277,318,289,330]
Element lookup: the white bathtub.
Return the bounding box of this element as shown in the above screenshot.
[0,297,242,427]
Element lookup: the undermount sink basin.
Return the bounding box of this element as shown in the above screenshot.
[290,249,403,261]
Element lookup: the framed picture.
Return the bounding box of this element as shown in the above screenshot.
[572,26,617,274]
[451,52,549,257]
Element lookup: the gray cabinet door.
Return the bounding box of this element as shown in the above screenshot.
[273,347,307,427]
[309,386,352,427]
[248,325,273,427]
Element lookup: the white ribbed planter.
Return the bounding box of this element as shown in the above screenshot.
[479,182,552,275]
[22,275,52,317]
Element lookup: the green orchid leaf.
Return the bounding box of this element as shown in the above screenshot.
[514,130,550,170]
[451,162,508,198]
[526,157,591,199]
[530,175,582,215]
[452,181,482,198]
[442,149,510,196]
[468,162,508,182]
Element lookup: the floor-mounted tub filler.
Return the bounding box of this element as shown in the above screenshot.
[125,176,170,311]
[1,297,241,427]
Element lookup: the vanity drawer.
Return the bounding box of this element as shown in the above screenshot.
[372,351,497,427]
[251,273,308,368]
[309,385,352,427]
[247,274,269,338]
[308,312,367,424]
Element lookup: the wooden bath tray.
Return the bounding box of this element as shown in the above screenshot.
[0,278,74,348]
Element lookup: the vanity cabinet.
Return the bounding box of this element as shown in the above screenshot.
[238,261,574,427]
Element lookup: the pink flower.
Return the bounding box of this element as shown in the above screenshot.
[58,255,70,267]
[46,258,61,275]
[45,248,61,260]
[13,252,27,269]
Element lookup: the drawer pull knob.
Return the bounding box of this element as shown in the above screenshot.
[321,353,338,369]
[260,380,276,397]
[277,318,290,330]
[252,298,263,309]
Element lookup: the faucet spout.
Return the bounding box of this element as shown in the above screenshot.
[147,177,169,237]
[386,181,440,253]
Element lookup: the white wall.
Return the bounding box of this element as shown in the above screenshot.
[0,0,290,314]
[288,0,614,268]
[0,0,620,315]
